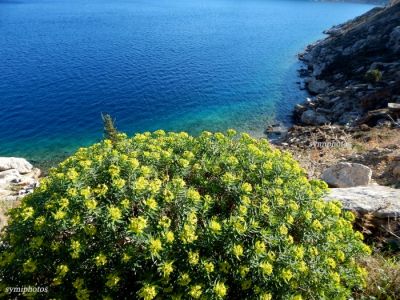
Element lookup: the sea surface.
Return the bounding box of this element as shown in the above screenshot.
[0,0,374,162]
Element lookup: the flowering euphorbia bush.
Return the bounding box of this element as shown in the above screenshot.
[0,130,370,299]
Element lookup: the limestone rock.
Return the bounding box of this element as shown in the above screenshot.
[321,162,372,187]
[0,157,33,174]
[324,185,400,218]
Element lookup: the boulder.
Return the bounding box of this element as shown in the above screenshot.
[324,185,400,218]
[0,157,33,174]
[306,78,330,94]
[300,110,329,125]
[321,162,372,188]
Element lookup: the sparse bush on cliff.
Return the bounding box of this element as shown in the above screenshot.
[0,130,370,299]
[364,69,382,83]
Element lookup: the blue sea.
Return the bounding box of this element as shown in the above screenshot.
[0,0,374,162]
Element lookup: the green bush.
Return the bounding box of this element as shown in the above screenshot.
[364,69,382,83]
[0,130,370,299]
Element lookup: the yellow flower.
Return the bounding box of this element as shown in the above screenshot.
[129,216,148,234]
[336,250,345,262]
[178,273,191,286]
[67,168,79,181]
[213,282,227,298]
[73,278,85,289]
[232,244,244,259]
[95,253,107,266]
[53,210,66,220]
[188,251,200,265]
[56,264,69,277]
[138,284,158,300]
[114,178,126,189]
[330,272,341,283]
[241,280,252,290]
[60,198,69,208]
[34,216,46,230]
[292,295,303,300]
[279,224,288,235]
[159,261,174,278]
[187,188,201,202]
[159,216,171,228]
[76,288,90,300]
[80,187,91,199]
[135,177,149,192]
[311,220,323,231]
[254,240,266,255]
[222,172,236,185]
[326,258,336,269]
[121,198,130,208]
[149,238,163,255]
[164,231,175,243]
[84,224,97,236]
[21,207,34,221]
[239,265,250,278]
[241,183,252,194]
[293,246,304,259]
[181,224,198,244]
[106,274,120,288]
[23,259,37,273]
[189,285,203,299]
[129,158,140,169]
[85,199,98,210]
[281,269,293,282]
[108,206,122,221]
[209,219,222,233]
[259,292,272,300]
[29,236,44,249]
[68,187,78,197]
[203,261,214,273]
[144,198,158,210]
[219,261,230,273]
[108,165,120,178]
[122,252,131,263]
[259,261,273,276]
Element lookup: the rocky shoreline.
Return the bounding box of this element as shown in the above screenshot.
[295,2,400,127]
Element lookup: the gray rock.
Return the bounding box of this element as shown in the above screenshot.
[387,26,400,53]
[324,185,400,218]
[301,110,329,125]
[307,78,330,94]
[0,157,33,174]
[321,162,372,188]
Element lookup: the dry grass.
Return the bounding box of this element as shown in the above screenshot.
[0,200,20,231]
[355,254,400,300]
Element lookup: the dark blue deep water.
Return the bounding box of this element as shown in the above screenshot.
[0,0,374,161]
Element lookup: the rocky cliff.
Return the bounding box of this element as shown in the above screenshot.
[295,2,400,127]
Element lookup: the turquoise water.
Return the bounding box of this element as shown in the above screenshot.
[0,0,374,162]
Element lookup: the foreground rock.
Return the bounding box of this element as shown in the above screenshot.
[324,185,400,218]
[321,162,372,187]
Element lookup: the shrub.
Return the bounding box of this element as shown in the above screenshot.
[354,254,400,299]
[364,69,382,83]
[0,130,370,299]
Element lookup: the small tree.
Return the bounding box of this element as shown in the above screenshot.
[365,69,382,83]
[101,113,119,144]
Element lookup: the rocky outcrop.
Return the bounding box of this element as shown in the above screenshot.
[324,185,400,218]
[0,157,40,202]
[296,3,400,127]
[321,162,372,187]
[0,157,33,174]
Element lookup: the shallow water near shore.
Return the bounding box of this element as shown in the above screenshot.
[0,0,374,163]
